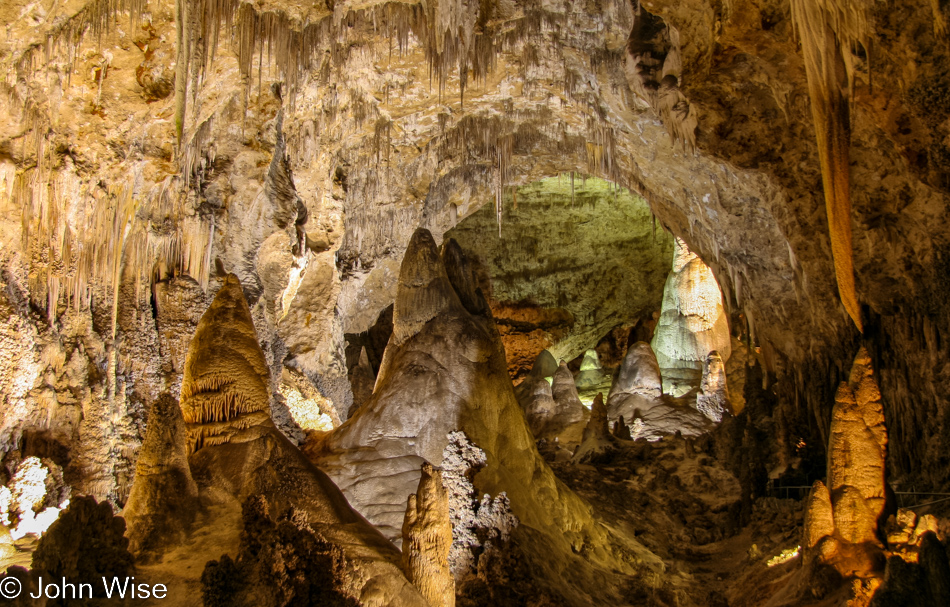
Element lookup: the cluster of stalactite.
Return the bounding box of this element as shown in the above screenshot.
[2,0,639,324]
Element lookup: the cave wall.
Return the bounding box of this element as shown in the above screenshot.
[0,0,947,499]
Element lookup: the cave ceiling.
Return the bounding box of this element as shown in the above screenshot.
[0,0,948,534]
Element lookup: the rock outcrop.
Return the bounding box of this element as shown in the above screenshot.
[320,230,652,604]
[122,392,200,560]
[547,362,589,442]
[401,463,454,607]
[651,238,731,396]
[178,273,427,606]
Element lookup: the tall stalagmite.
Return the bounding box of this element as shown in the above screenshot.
[802,346,888,580]
[402,463,455,607]
[178,273,428,606]
[320,230,656,604]
[122,393,199,560]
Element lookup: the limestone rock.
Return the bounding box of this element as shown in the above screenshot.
[827,349,888,530]
[608,341,663,401]
[180,273,273,452]
[696,351,729,422]
[200,496,360,607]
[548,362,589,440]
[440,432,518,582]
[402,463,454,607]
[390,228,464,348]
[31,496,134,596]
[612,417,633,441]
[179,274,427,606]
[804,481,835,553]
[607,341,666,425]
[576,349,606,389]
[651,238,731,396]
[348,346,376,417]
[123,392,200,560]
[572,394,619,464]
[320,231,645,604]
[801,348,890,583]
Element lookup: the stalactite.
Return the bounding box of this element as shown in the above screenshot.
[789,0,870,331]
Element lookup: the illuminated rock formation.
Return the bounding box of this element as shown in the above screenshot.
[607,341,663,422]
[180,274,273,452]
[651,238,731,396]
[576,349,607,389]
[572,394,618,464]
[402,463,454,607]
[320,230,650,604]
[179,273,427,606]
[802,347,888,581]
[549,361,589,441]
[123,393,200,560]
[696,351,729,422]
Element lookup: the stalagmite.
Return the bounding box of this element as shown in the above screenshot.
[390,228,464,347]
[652,238,731,396]
[608,341,663,401]
[320,230,647,604]
[576,349,606,389]
[801,347,889,581]
[179,273,428,606]
[402,463,455,607]
[550,361,589,433]
[695,351,729,422]
[123,393,200,560]
[804,480,835,554]
[572,393,618,463]
[180,274,272,451]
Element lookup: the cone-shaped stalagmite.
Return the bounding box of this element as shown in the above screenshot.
[391,229,464,347]
[180,274,272,451]
[802,347,888,581]
[181,273,427,606]
[572,393,618,464]
[320,231,651,604]
[123,393,199,560]
[402,463,454,607]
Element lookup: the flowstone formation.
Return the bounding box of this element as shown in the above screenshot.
[651,238,731,397]
[319,229,659,604]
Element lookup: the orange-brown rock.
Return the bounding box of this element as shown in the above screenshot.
[402,463,454,607]
[122,393,199,560]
